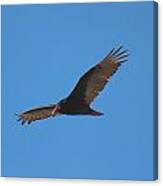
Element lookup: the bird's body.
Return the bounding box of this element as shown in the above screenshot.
[17,46,129,125]
[58,99,103,115]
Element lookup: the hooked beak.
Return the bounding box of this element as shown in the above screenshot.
[51,104,61,116]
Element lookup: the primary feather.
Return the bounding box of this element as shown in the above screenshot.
[67,46,129,105]
[17,105,57,125]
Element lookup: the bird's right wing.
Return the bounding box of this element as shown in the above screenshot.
[17,104,57,125]
[67,46,129,106]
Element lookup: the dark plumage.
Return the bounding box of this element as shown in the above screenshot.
[17,46,129,125]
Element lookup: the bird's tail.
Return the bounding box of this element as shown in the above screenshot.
[90,108,104,116]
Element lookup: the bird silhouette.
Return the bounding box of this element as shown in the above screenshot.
[17,46,129,125]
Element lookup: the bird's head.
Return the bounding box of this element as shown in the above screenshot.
[50,98,67,117]
[51,104,61,116]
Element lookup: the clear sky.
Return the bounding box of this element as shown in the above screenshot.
[2,1,157,180]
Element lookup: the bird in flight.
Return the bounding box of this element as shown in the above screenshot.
[17,46,129,125]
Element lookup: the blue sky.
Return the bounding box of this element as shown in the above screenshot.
[2,1,157,180]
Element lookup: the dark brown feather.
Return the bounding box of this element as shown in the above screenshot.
[67,46,129,105]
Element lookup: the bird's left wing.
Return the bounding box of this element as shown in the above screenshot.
[67,46,129,105]
[17,104,57,125]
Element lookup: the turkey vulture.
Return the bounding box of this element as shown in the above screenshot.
[17,46,129,125]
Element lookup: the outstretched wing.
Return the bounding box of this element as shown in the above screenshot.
[67,46,129,105]
[17,104,57,125]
